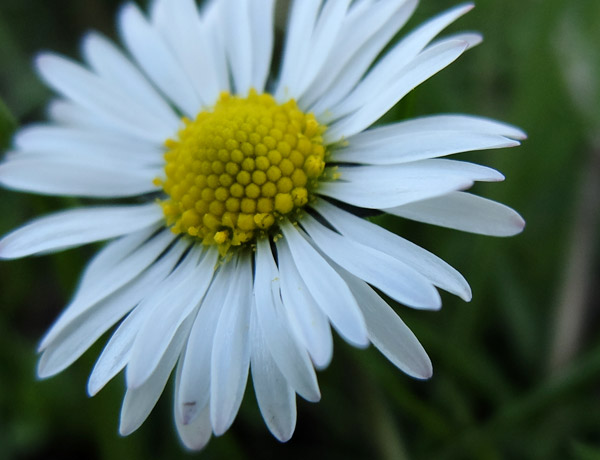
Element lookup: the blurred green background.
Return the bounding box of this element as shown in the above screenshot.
[1,0,599,459]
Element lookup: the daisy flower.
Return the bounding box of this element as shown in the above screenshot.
[0,0,525,450]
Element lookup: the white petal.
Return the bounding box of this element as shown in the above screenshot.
[14,125,163,166]
[40,228,175,350]
[47,99,111,130]
[255,239,320,401]
[442,32,483,49]
[221,0,253,96]
[249,0,275,92]
[302,0,417,110]
[314,198,471,300]
[0,155,160,198]
[150,0,221,105]
[331,131,520,165]
[345,114,526,146]
[127,247,218,389]
[123,245,203,381]
[173,359,212,451]
[325,39,470,142]
[276,239,333,369]
[318,174,472,209]
[279,221,369,347]
[339,271,433,379]
[37,241,187,378]
[250,306,296,442]
[0,203,163,259]
[81,31,180,130]
[87,304,152,396]
[335,160,505,184]
[118,3,201,117]
[210,254,252,435]
[301,214,441,309]
[293,0,351,97]
[318,159,502,209]
[119,316,192,436]
[177,263,232,426]
[35,53,172,142]
[323,3,476,122]
[201,1,230,94]
[275,0,322,100]
[385,191,526,236]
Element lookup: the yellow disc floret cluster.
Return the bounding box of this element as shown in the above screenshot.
[157,90,327,253]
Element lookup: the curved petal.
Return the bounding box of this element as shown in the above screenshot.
[0,155,160,198]
[325,39,469,142]
[150,0,221,105]
[279,221,368,347]
[118,3,201,117]
[314,198,471,300]
[339,270,433,379]
[254,239,320,402]
[276,239,333,369]
[301,0,417,110]
[0,203,163,259]
[334,160,505,183]
[119,316,192,436]
[318,159,502,209]
[301,214,441,310]
[317,174,472,209]
[210,254,253,435]
[292,0,351,97]
[37,241,187,378]
[250,306,297,442]
[322,3,476,122]
[14,125,163,166]
[81,31,180,130]
[346,114,526,142]
[331,131,520,165]
[201,0,230,94]
[275,0,321,101]
[46,99,112,130]
[385,191,526,236]
[177,263,232,426]
[173,359,212,450]
[88,304,152,396]
[220,0,253,96]
[248,0,275,92]
[35,53,172,142]
[40,228,176,350]
[126,247,218,388]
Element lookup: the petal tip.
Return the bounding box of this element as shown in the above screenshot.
[87,379,100,397]
[271,427,295,443]
[36,358,54,380]
[181,402,199,426]
[33,52,54,69]
[462,289,473,303]
[118,419,135,437]
[352,334,371,349]
[512,215,526,235]
[125,365,147,391]
[0,233,24,260]
[468,33,484,48]
[418,364,434,380]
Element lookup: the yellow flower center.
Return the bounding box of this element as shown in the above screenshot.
[157,90,327,254]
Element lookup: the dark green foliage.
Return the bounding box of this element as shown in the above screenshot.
[1,1,599,459]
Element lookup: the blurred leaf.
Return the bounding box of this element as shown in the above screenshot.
[554,1,600,132]
[572,441,600,460]
[0,97,16,149]
[1,0,599,459]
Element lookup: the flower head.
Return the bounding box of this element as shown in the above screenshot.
[0,0,525,450]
